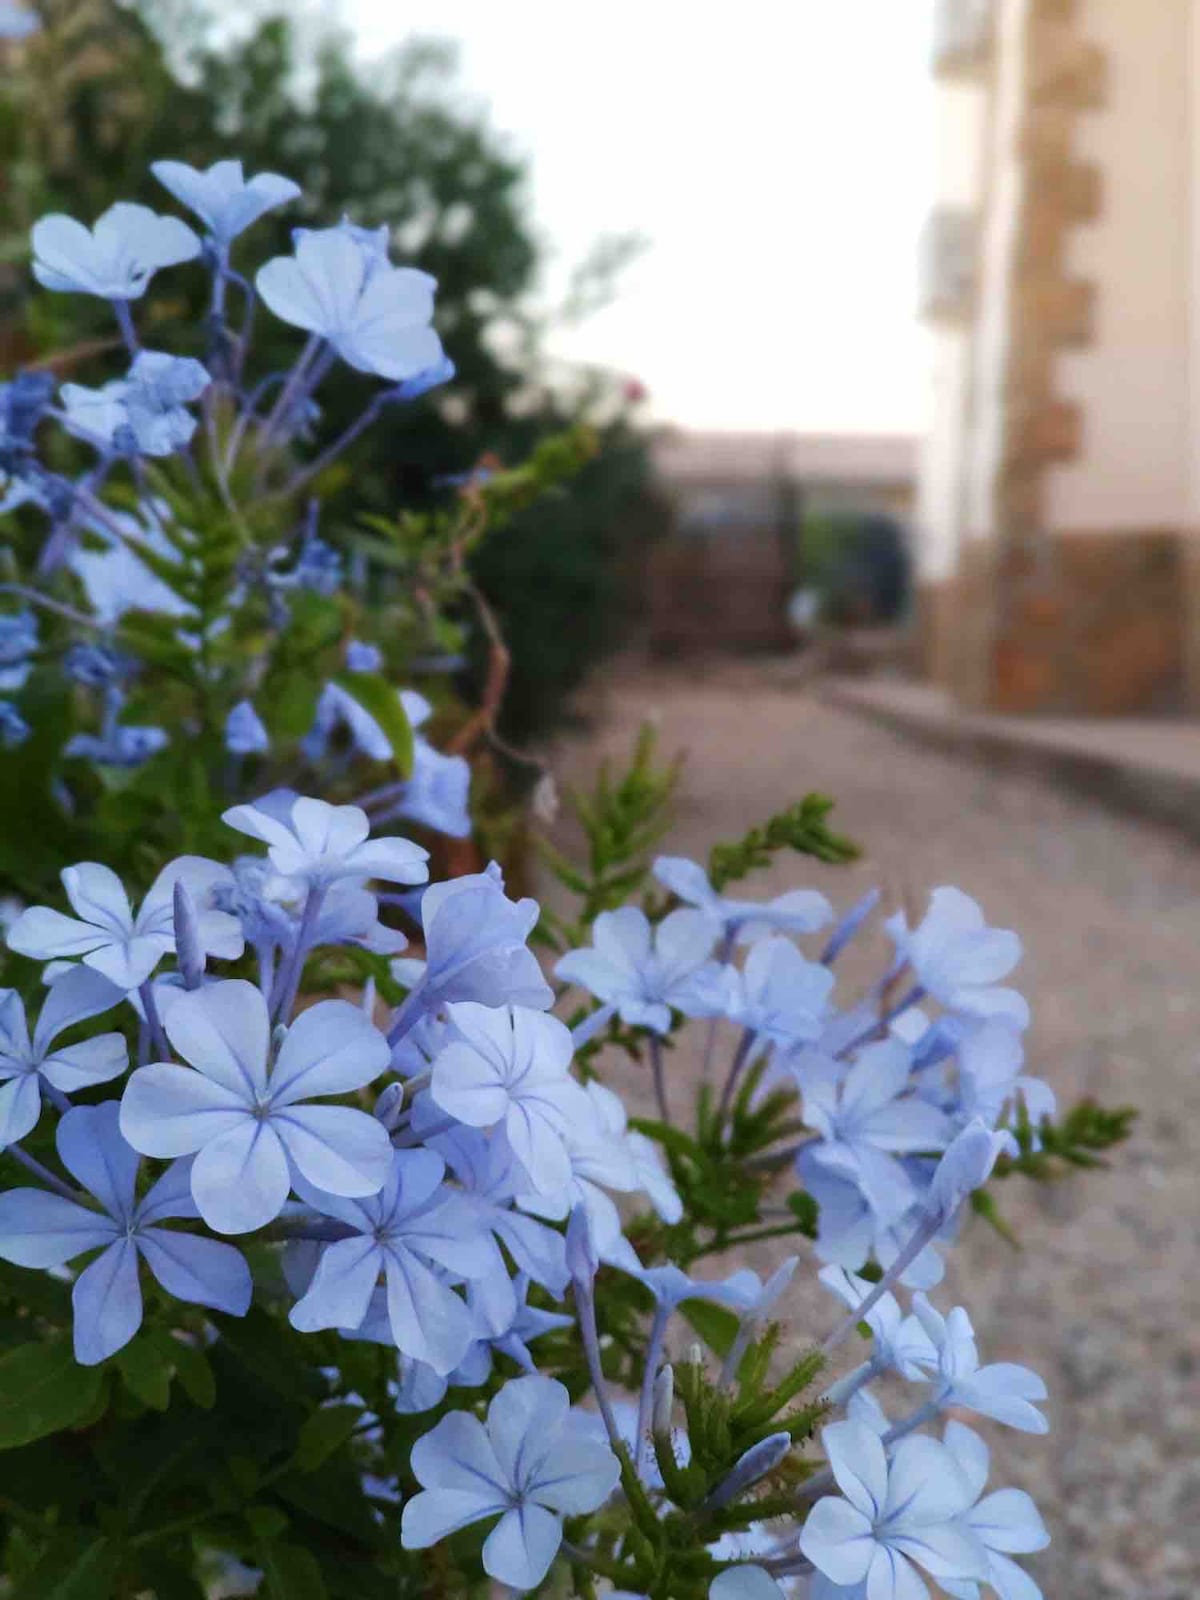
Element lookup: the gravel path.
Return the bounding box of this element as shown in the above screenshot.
[548,662,1200,1600]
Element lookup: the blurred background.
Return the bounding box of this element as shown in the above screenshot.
[3,3,1199,1596]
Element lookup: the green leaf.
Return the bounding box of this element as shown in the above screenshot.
[152,1330,215,1410]
[294,1404,363,1472]
[9,1533,120,1600]
[0,1339,105,1450]
[246,1505,290,1541]
[678,1298,740,1358]
[116,1335,174,1410]
[332,672,414,776]
[257,1541,329,1600]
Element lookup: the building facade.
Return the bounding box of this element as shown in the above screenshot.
[918,0,1200,713]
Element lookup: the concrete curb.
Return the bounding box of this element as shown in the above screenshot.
[820,678,1200,846]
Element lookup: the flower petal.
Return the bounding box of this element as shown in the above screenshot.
[273,1105,392,1197]
[0,1188,116,1266]
[162,979,269,1101]
[120,1064,247,1158]
[138,1228,253,1314]
[289,1234,382,1333]
[57,1102,139,1220]
[481,1502,562,1592]
[72,1238,143,1365]
[190,1120,291,1233]
[400,1488,502,1550]
[269,999,390,1104]
[0,1073,41,1148]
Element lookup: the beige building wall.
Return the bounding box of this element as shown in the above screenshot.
[918,0,1200,714]
[1048,0,1191,532]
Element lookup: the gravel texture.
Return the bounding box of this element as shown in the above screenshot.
[546,661,1200,1599]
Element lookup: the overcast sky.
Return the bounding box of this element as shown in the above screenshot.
[329,1,936,435]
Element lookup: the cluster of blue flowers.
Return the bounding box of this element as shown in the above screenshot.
[0,786,1053,1598]
[1,157,471,836]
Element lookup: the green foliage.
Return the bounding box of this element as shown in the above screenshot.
[708,793,859,890]
[537,722,682,952]
[1,1,656,744]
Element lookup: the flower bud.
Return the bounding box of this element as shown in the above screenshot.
[651,1364,674,1438]
[706,1431,792,1509]
[566,1203,599,1286]
[927,1118,1016,1222]
[374,1081,404,1131]
[173,879,204,990]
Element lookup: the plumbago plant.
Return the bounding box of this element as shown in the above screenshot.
[0,741,1133,1598]
[0,154,597,902]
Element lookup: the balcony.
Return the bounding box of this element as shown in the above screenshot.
[918,207,977,323]
[932,0,993,78]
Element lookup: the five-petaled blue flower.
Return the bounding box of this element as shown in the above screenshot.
[119,979,394,1233]
[32,203,201,299]
[0,1103,252,1364]
[152,158,301,246]
[401,1375,620,1589]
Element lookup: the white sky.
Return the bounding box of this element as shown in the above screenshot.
[333,0,937,435]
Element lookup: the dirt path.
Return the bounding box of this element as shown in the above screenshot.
[547,662,1200,1600]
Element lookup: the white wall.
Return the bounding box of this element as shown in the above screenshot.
[915,78,990,581]
[1046,0,1191,532]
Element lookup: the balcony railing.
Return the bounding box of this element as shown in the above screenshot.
[932,0,993,77]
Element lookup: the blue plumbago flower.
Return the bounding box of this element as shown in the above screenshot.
[800,1042,952,1225]
[519,1080,645,1269]
[887,888,1028,1028]
[70,507,194,626]
[0,701,29,748]
[64,724,169,768]
[256,225,445,382]
[302,681,395,763]
[429,1003,590,1196]
[955,1019,1054,1131]
[400,864,552,1015]
[556,906,726,1035]
[151,159,301,246]
[0,2,39,40]
[819,1267,935,1383]
[0,965,126,1147]
[61,351,209,457]
[653,855,832,944]
[291,534,343,595]
[799,1420,988,1599]
[908,1295,1048,1433]
[925,1117,1015,1225]
[0,1103,251,1364]
[120,979,394,1233]
[345,638,382,672]
[288,1147,500,1374]
[939,1421,1050,1600]
[0,611,37,691]
[628,1260,770,1312]
[721,934,836,1049]
[8,856,243,990]
[434,1127,569,1294]
[0,370,55,465]
[296,218,393,280]
[224,700,270,757]
[390,737,473,838]
[64,642,128,687]
[400,1375,620,1590]
[710,1569,786,1600]
[223,793,429,889]
[353,687,473,837]
[32,203,201,300]
[797,1152,946,1291]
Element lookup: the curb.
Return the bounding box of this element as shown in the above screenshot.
[820,679,1200,847]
